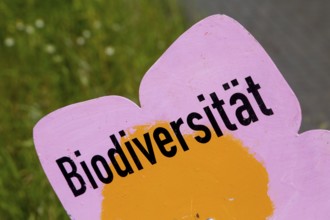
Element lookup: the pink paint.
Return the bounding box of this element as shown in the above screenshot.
[34,15,330,219]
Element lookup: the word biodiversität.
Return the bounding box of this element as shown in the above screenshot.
[56,75,274,197]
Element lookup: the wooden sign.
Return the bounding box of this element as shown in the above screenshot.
[33,15,330,219]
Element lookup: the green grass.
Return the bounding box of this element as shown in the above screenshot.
[0,1,186,219]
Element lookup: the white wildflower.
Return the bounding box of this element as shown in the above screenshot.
[82,30,91,39]
[4,37,15,47]
[26,25,35,34]
[78,69,89,87]
[35,19,45,28]
[45,44,56,54]
[76,37,85,45]
[105,46,115,56]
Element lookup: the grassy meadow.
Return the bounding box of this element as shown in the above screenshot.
[0,1,186,219]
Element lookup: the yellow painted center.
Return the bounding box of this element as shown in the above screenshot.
[102,123,273,219]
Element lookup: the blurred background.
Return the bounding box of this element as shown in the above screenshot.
[0,0,328,219]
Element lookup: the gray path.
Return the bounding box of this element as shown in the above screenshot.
[179,0,330,132]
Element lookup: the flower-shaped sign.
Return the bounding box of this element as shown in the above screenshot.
[33,15,330,220]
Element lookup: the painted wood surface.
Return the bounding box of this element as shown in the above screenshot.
[33,15,330,220]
